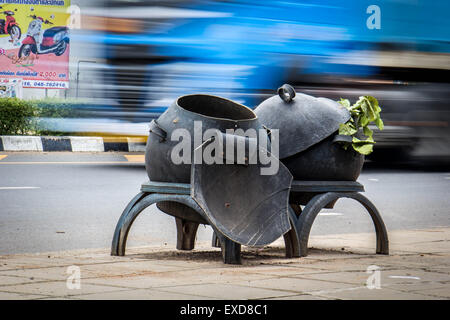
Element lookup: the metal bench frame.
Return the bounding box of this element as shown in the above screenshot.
[111,180,389,264]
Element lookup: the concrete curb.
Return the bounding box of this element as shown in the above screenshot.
[0,136,147,152]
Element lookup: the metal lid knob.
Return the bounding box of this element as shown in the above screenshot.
[277,84,296,103]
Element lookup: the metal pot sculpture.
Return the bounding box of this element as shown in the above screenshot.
[255,84,364,181]
[145,94,293,246]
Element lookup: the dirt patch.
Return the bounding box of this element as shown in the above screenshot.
[122,245,359,266]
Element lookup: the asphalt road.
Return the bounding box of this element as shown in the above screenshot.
[0,152,449,255]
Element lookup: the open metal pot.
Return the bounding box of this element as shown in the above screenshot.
[145,94,264,183]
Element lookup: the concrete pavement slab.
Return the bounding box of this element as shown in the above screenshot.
[156,283,299,300]
[236,265,329,278]
[282,254,400,272]
[0,275,49,286]
[0,291,49,300]
[78,260,195,279]
[0,266,73,281]
[75,288,214,300]
[378,269,450,284]
[1,280,130,297]
[309,286,442,300]
[238,276,358,294]
[384,282,450,295]
[83,267,278,289]
[415,287,450,299]
[292,271,375,286]
[290,267,450,285]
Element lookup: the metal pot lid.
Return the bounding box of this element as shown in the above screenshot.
[254,84,351,159]
[191,131,293,247]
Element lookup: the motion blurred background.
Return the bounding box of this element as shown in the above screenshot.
[49,0,450,163]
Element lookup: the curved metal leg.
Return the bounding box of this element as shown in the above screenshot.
[111,193,205,256]
[295,192,389,257]
[111,192,146,256]
[284,204,302,258]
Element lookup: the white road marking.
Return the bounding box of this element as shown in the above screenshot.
[319,212,344,216]
[368,178,379,182]
[0,187,40,190]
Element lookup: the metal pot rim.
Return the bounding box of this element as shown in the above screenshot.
[175,93,258,123]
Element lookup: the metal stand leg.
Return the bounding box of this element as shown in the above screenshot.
[111,192,146,256]
[221,238,242,265]
[283,204,302,258]
[211,229,241,264]
[175,218,199,250]
[112,191,242,263]
[211,232,221,248]
[294,192,389,257]
[113,181,387,264]
[111,193,205,256]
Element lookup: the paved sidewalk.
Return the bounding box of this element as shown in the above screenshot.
[0,227,449,300]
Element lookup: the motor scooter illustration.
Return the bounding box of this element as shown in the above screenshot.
[18,15,68,59]
[0,7,21,43]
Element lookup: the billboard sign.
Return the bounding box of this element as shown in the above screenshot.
[0,0,70,89]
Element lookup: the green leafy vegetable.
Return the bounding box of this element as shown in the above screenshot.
[337,96,384,155]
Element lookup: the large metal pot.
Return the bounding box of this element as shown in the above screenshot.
[145,94,293,247]
[255,84,364,181]
[145,94,265,183]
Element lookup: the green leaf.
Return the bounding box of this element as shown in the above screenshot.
[375,115,384,130]
[354,96,378,122]
[364,98,377,121]
[363,126,373,139]
[335,95,383,155]
[368,96,382,114]
[365,95,380,111]
[338,98,351,109]
[359,115,369,127]
[339,123,358,136]
[352,142,374,155]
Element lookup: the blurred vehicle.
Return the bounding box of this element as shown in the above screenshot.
[71,0,450,162]
[19,15,69,58]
